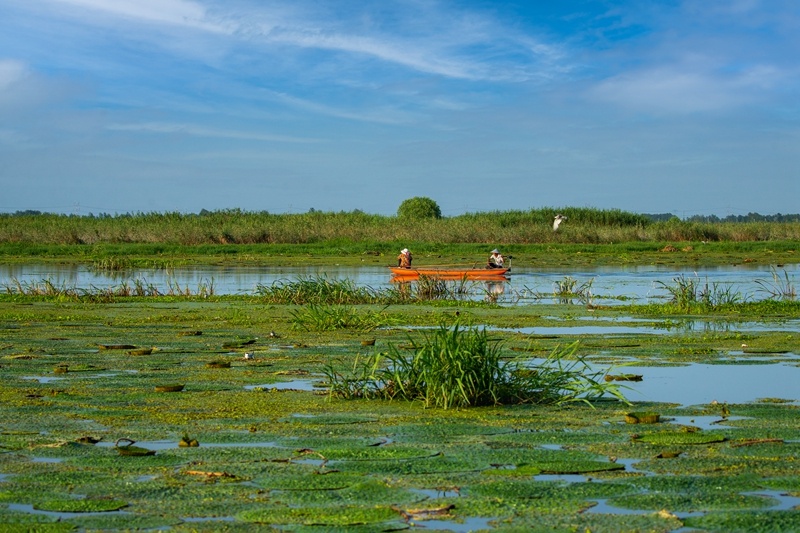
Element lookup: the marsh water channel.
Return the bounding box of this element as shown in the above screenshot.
[2,262,798,304]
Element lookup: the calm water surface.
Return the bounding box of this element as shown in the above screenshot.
[2,263,797,304]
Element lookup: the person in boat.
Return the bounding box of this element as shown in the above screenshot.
[397,248,413,268]
[487,249,505,269]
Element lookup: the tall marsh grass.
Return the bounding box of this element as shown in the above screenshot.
[323,324,627,409]
[290,305,391,332]
[256,276,382,304]
[656,275,742,311]
[755,267,797,301]
[2,277,215,301]
[3,208,800,246]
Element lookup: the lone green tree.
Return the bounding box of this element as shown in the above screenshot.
[397,197,442,219]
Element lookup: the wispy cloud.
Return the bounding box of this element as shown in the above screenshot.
[107,121,321,143]
[49,0,230,33]
[37,0,565,82]
[0,59,27,91]
[588,63,784,113]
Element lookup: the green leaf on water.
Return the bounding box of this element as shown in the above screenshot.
[34,499,128,513]
[238,505,399,526]
[634,431,726,445]
[684,509,800,532]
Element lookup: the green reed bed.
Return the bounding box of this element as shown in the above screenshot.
[256,275,384,305]
[4,209,800,249]
[640,268,798,314]
[2,277,215,301]
[323,325,627,409]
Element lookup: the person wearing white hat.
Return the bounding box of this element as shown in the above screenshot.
[397,248,413,268]
[487,249,504,269]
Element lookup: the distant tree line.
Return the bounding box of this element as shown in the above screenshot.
[6,207,800,224]
[644,213,800,223]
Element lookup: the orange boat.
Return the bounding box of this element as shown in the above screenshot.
[389,267,510,280]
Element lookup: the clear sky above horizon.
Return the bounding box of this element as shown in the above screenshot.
[1,0,798,217]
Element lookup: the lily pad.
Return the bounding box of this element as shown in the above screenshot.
[222,339,256,349]
[256,473,364,491]
[238,505,398,526]
[116,445,156,457]
[684,510,800,532]
[98,344,136,350]
[34,499,128,513]
[625,412,661,424]
[634,431,726,445]
[154,384,184,392]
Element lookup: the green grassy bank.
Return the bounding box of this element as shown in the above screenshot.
[2,209,799,268]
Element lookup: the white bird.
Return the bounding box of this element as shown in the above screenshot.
[243,352,255,360]
[553,214,567,231]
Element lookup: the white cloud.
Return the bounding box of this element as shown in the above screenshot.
[0,59,27,91]
[48,0,231,32]
[107,121,320,143]
[588,63,784,114]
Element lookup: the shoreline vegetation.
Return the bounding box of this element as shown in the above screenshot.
[1,208,799,267]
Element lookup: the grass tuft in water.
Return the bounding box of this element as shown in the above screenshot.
[290,304,391,331]
[755,266,797,301]
[323,324,627,409]
[656,274,742,311]
[256,275,381,304]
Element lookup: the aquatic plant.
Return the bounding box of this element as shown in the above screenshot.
[413,274,474,301]
[290,304,390,331]
[2,277,80,299]
[256,275,382,304]
[91,256,132,271]
[656,274,743,311]
[553,276,594,304]
[755,267,797,301]
[323,325,627,408]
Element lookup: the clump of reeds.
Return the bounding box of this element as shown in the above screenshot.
[91,257,132,272]
[553,276,594,304]
[656,274,742,311]
[755,267,796,301]
[323,324,627,409]
[2,278,80,299]
[2,276,214,302]
[256,275,382,304]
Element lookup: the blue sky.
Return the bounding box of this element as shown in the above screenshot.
[1,0,798,217]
